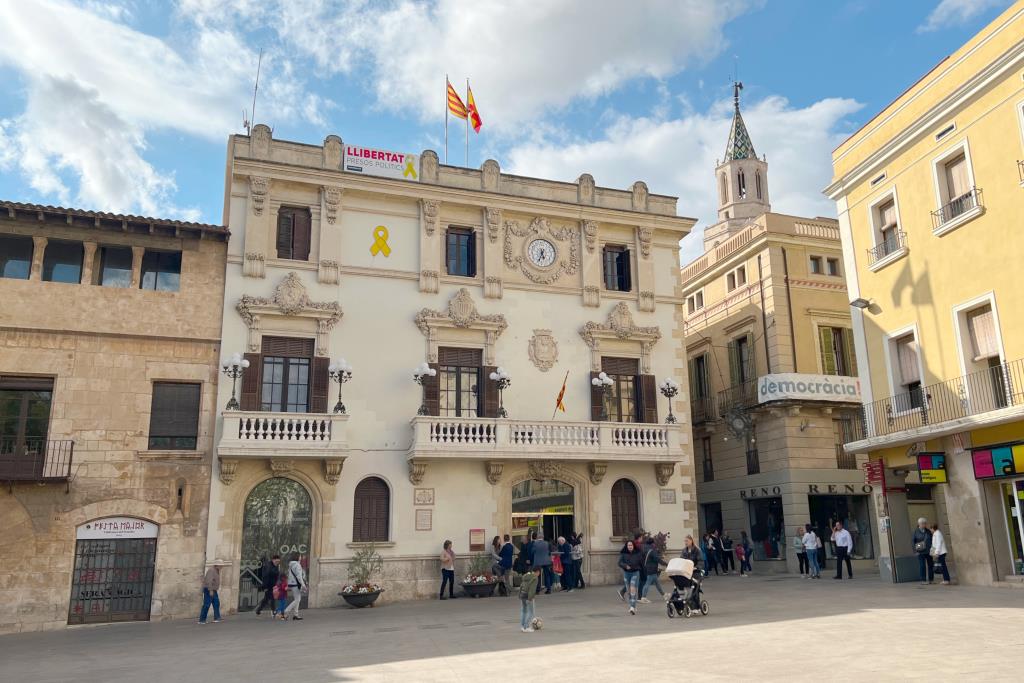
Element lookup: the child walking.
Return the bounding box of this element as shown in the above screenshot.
[274,574,289,620]
[519,567,540,633]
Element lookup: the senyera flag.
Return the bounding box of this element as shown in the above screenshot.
[555,371,568,413]
[467,83,482,133]
[447,79,467,119]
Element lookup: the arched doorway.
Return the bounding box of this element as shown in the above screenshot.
[512,479,575,544]
[238,477,312,611]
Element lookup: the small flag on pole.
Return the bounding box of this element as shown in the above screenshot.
[447,78,467,119]
[467,83,482,133]
[554,371,569,415]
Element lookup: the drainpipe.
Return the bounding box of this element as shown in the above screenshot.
[781,247,798,373]
[757,253,771,374]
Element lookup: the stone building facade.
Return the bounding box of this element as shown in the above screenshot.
[0,202,227,632]
[205,127,696,612]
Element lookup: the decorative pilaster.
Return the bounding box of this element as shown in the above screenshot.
[323,186,342,225]
[30,236,47,280]
[219,459,238,486]
[243,252,266,278]
[249,176,269,216]
[408,460,428,485]
[484,276,503,299]
[639,290,655,312]
[419,270,439,293]
[583,285,600,308]
[318,259,340,285]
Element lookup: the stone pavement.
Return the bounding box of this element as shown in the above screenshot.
[2,574,1022,682]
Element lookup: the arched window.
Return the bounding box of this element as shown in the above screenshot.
[737,170,747,199]
[755,171,763,200]
[719,174,728,204]
[353,477,390,542]
[611,479,640,537]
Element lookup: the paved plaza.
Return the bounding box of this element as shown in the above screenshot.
[2,574,1022,682]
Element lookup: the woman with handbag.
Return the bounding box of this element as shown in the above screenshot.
[802,524,821,579]
[282,552,307,621]
[794,526,809,577]
[912,518,934,584]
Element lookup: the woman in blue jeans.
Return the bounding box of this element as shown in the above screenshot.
[802,524,821,578]
[618,540,643,615]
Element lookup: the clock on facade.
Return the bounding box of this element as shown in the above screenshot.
[527,239,557,268]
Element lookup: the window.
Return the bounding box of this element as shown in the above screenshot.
[148,382,201,450]
[438,347,481,417]
[737,169,747,199]
[702,502,722,535]
[819,326,857,377]
[0,375,55,481]
[960,303,1007,411]
[892,332,923,410]
[611,478,640,537]
[0,235,33,279]
[701,436,714,482]
[686,291,704,314]
[42,240,83,283]
[834,417,857,469]
[747,497,784,560]
[943,153,971,206]
[602,357,639,423]
[826,258,840,277]
[140,251,181,292]
[353,476,390,542]
[602,245,631,291]
[276,206,312,261]
[876,199,899,254]
[809,494,874,559]
[809,256,823,275]
[728,266,747,290]
[689,354,709,401]
[736,265,747,286]
[966,305,999,361]
[96,246,133,288]
[719,173,728,204]
[755,171,762,200]
[445,227,477,277]
[260,337,314,413]
[728,333,754,386]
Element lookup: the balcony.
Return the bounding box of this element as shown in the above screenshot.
[717,380,758,416]
[847,358,1024,450]
[0,438,74,487]
[931,187,984,235]
[691,396,716,425]
[867,230,907,269]
[835,444,858,470]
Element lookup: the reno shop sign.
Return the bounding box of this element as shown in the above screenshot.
[758,373,861,404]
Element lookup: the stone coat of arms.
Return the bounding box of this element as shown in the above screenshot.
[528,330,559,371]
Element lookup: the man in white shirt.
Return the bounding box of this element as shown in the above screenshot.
[831,522,854,579]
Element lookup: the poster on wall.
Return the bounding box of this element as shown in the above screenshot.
[415,509,432,531]
[917,452,947,483]
[757,373,861,404]
[469,528,486,552]
[76,517,159,540]
[344,145,419,181]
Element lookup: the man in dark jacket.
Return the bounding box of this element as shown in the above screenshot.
[530,533,554,594]
[254,554,281,616]
[498,535,515,596]
[912,518,934,584]
[640,541,666,602]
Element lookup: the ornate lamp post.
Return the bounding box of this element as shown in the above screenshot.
[328,358,353,414]
[659,377,680,424]
[413,362,437,416]
[591,371,614,421]
[221,353,250,410]
[488,367,512,418]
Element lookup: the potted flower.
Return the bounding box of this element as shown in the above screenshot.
[339,543,385,608]
[461,553,498,598]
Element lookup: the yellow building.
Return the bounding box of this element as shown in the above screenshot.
[826,2,1024,585]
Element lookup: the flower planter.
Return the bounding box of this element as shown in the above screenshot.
[461,582,497,598]
[339,589,383,608]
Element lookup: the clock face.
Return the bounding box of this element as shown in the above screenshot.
[527,239,557,267]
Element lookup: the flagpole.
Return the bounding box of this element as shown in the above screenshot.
[465,78,470,167]
[444,74,448,164]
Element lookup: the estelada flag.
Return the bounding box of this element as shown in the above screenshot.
[555,371,568,413]
[447,79,467,119]
[467,83,482,133]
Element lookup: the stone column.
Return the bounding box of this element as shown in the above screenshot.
[130,246,145,288]
[30,236,47,281]
[81,241,98,285]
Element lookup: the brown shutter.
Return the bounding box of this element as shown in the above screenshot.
[481,366,499,418]
[602,357,639,375]
[611,479,639,537]
[292,209,311,261]
[239,353,262,410]
[276,210,293,259]
[424,363,440,416]
[438,347,482,366]
[621,249,632,291]
[638,374,658,423]
[310,356,330,413]
[262,336,314,358]
[149,383,201,446]
[353,477,390,542]
[590,371,604,421]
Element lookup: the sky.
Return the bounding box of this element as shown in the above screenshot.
[0,0,1015,264]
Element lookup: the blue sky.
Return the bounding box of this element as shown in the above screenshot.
[0,0,1014,262]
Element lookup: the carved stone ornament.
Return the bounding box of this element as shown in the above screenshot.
[323,135,343,169]
[323,186,342,224]
[654,463,675,487]
[219,459,238,486]
[588,461,608,486]
[249,176,269,216]
[420,199,440,236]
[503,216,580,285]
[578,173,595,205]
[420,269,440,294]
[269,458,294,475]
[486,461,504,485]
[637,227,653,259]
[318,259,340,285]
[528,460,561,481]
[251,124,272,159]
[583,285,600,308]
[420,150,439,183]
[638,290,655,312]
[481,159,500,191]
[237,272,344,355]
[243,252,266,279]
[528,329,559,372]
[409,460,428,485]
[582,220,598,253]
[631,181,649,211]
[324,458,345,486]
[579,302,661,373]
[485,207,502,244]
[484,275,503,299]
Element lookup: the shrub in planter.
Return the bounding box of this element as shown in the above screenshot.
[339,543,385,608]
[461,553,498,597]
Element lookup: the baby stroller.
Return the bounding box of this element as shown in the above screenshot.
[665,557,709,619]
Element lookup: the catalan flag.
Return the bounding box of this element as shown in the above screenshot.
[447,78,467,119]
[467,83,482,133]
[554,370,569,417]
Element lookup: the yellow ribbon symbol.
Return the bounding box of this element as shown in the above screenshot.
[403,155,417,179]
[370,225,391,257]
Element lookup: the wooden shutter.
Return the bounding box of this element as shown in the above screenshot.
[620,249,632,291]
[353,477,390,542]
[602,248,615,289]
[239,353,262,410]
[842,329,858,376]
[611,479,639,537]
[149,383,200,445]
[590,371,605,421]
[467,232,477,277]
[276,210,293,259]
[638,374,658,423]
[819,326,838,375]
[481,365,499,418]
[728,340,741,387]
[743,333,755,380]
[438,347,482,366]
[261,336,314,358]
[423,363,440,416]
[310,356,330,413]
[292,209,312,261]
[602,357,639,376]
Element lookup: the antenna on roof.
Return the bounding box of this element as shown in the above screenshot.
[243,48,264,135]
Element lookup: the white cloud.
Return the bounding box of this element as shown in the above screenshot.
[917,0,1011,33]
[504,95,862,265]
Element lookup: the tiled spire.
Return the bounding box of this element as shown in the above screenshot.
[724,81,756,161]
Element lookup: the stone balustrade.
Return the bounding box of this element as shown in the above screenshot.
[218,411,350,460]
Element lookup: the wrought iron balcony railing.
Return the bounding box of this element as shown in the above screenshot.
[691,396,716,425]
[835,444,858,470]
[848,357,1024,443]
[717,380,758,416]
[867,230,907,265]
[0,438,74,483]
[931,187,983,229]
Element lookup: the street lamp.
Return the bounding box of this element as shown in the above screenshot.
[659,377,680,424]
[221,352,250,410]
[412,362,437,416]
[328,359,353,414]
[488,367,512,418]
[591,371,614,421]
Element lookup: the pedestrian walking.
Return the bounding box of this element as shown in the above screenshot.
[703,533,720,576]
[930,523,951,585]
[198,560,224,624]
[254,554,281,616]
[720,531,736,573]
[439,540,457,599]
[681,534,703,574]
[515,536,531,575]
[282,552,307,620]
[802,524,821,579]
[618,539,642,615]
[570,533,586,589]
[274,573,288,619]
[912,518,934,584]
[499,534,515,596]
[831,521,854,579]
[737,531,753,576]
[640,540,667,602]
[794,526,809,577]
[530,533,554,594]
[557,536,575,592]
[519,566,541,632]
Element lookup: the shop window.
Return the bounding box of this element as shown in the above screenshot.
[96,246,133,288]
[445,227,477,278]
[42,240,83,283]
[140,250,181,292]
[747,497,784,560]
[353,476,390,542]
[602,245,631,292]
[276,207,312,261]
[611,479,640,537]
[0,234,33,279]
[808,494,874,559]
[148,382,201,450]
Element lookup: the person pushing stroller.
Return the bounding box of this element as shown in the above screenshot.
[665,557,709,619]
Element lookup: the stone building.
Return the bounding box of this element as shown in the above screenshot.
[205,127,695,611]
[0,201,227,632]
[681,86,878,575]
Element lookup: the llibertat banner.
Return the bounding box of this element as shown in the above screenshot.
[757,373,861,404]
[344,145,419,181]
